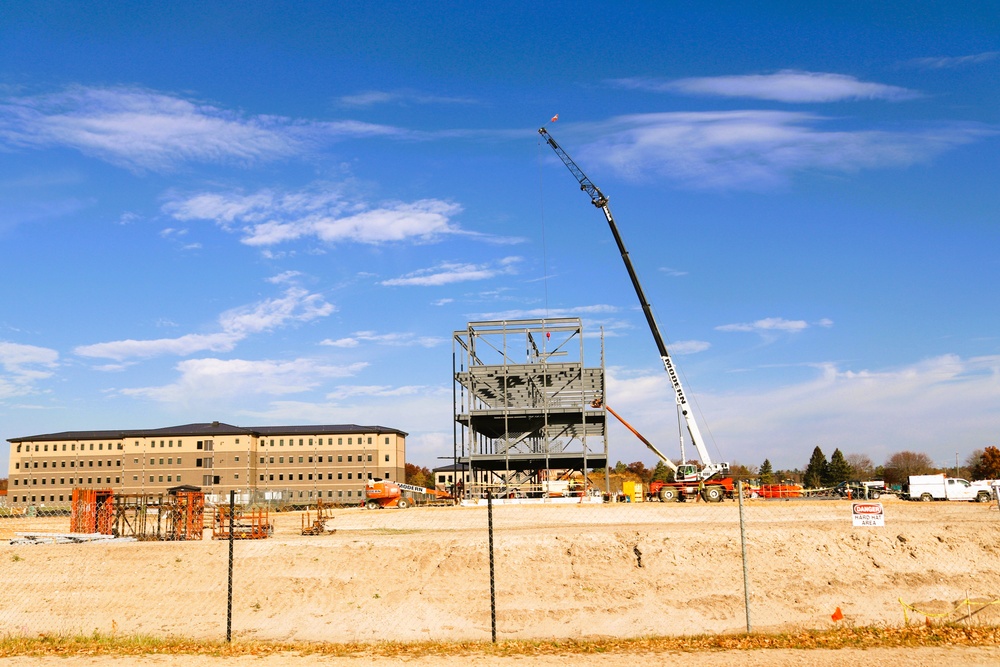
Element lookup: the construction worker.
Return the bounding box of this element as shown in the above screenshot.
[696,479,705,502]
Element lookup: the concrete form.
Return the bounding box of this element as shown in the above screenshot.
[452,318,608,498]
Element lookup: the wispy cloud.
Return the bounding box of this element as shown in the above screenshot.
[716,317,812,333]
[906,51,999,69]
[605,353,1000,469]
[120,357,367,404]
[573,111,991,189]
[0,341,59,399]
[381,257,522,286]
[613,71,920,103]
[320,331,447,348]
[75,286,334,361]
[163,184,462,247]
[0,86,402,171]
[470,304,620,320]
[338,88,480,108]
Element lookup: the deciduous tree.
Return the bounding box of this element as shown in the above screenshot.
[404,463,432,488]
[971,446,1000,480]
[883,451,935,486]
[845,453,874,480]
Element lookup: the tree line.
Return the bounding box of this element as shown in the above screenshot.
[589,445,1000,490]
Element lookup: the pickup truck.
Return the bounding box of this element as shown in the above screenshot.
[907,474,994,502]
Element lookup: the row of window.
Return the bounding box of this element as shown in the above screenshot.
[260,471,379,482]
[15,435,393,455]
[16,442,125,453]
[15,477,118,486]
[11,487,371,505]
[15,460,120,469]
[258,454,385,464]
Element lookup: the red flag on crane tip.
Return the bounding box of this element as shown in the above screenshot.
[550,114,559,122]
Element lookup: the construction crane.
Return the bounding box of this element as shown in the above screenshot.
[539,127,731,490]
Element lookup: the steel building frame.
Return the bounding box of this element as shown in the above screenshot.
[452,318,607,498]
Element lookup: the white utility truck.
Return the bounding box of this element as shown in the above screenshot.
[907,474,994,502]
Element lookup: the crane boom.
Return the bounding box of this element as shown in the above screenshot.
[539,127,729,481]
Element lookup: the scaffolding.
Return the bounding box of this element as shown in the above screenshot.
[70,487,206,540]
[452,318,607,499]
[212,504,273,540]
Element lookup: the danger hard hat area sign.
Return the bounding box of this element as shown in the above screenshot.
[852,502,885,527]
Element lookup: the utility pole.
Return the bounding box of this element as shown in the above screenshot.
[956,452,960,478]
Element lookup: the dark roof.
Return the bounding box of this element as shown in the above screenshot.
[8,422,407,443]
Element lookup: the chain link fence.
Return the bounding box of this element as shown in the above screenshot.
[2,489,999,642]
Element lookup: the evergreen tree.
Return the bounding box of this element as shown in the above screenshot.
[827,448,851,485]
[803,446,828,489]
[759,459,774,485]
[651,460,672,483]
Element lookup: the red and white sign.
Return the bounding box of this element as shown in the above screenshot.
[852,502,884,527]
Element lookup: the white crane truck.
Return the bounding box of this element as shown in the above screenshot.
[539,127,732,502]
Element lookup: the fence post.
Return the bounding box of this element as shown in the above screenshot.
[227,489,234,643]
[487,489,496,643]
[738,480,752,633]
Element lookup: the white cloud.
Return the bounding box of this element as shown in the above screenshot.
[471,304,620,321]
[381,257,521,286]
[0,86,402,171]
[907,52,999,69]
[75,286,334,361]
[319,331,447,348]
[575,111,990,189]
[338,89,480,107]
[0,341,59,399]
[614,71,920,103]
[163,185,462,247]
[716,317,810,333]
[670,340,711,354]
[604,354,1000,471]
[121,357,367,404]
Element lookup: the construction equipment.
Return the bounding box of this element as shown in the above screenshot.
[301,498,336,535]
[540,127,731,499]
[364,479,457,509]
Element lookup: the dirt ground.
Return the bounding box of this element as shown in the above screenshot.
[2,496,999,663]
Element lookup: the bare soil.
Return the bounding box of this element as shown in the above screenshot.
[2,496,999,664]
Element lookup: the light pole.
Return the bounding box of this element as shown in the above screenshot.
[955,452,959,478]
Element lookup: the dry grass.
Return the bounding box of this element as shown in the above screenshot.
[1,625,998,658]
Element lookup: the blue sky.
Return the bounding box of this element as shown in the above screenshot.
[1,2,997,473]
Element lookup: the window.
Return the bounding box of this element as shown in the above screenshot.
[133,475,138,481]
[259,475,264,481]
[259,457,264,464]
[367,455,372,462]
[279,474,284,481]
[280,439,284,446]
[279,456,284,463]
[385,437,389,444]
[234,456,240,462]
[234,474,239,480]
[298,474,303,481]
[368,437,372,445]
[299,439,304,446]
[338,455,343,462]
[269,457,274,463]
[348,456,353,462]
[309,438,313,446]
[385,455,390,462]
[298,456,303,463]
[134,458,139,464]
[348,473,352,480]
[338,438,343,445]
[328,438,333,445]
[168,458,173,465]
[338,473,343,480]
[308,456,313,463]
[348,437,353,445]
